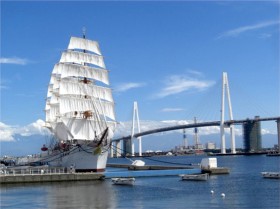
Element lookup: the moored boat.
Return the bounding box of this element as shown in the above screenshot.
[261,172,280,179]
[42,31,116,172]
[266,151,280,157]
[112,177,136,185]
[180,173,209,181]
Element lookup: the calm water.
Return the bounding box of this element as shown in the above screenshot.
[1,155,279,209]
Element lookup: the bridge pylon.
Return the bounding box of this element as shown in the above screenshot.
[131,101,142,156]
[220,72,236,154]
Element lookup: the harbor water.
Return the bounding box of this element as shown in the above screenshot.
[1,155,279,209]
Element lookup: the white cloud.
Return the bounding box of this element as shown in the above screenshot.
[0,57,29,65]
[0,122,15,141]
[0,119,48,142]
[114,82,146,92]
[261,128,275,135]
[217,20,280,39]
[161,108,184,112]
[155,73,215,98]
[259,33,272,39]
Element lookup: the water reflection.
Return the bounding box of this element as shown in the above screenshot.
[47,181,116,209]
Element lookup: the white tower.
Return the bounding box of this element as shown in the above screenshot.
[220,72,236,154]
[131,101,142,156]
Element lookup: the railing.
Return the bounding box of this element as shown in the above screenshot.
[0,167,75,176]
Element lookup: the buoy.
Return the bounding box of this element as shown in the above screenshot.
[221,193,225,198]
[211,190,214,194]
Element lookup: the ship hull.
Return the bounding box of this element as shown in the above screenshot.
[42,145,109,172]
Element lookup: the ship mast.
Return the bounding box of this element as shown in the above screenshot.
[83,27,86,39]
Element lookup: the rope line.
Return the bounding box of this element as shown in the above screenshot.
[110,144,194,166]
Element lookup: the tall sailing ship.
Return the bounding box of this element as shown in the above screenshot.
[43,33,116,172]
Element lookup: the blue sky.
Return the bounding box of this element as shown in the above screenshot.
[1,1,279,149]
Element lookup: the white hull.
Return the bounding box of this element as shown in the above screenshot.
[42,145,108,172]
[180,173,209,181]
[112,178,135,185]
[261,172,280,179]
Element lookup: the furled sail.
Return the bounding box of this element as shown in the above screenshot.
[45,36,116,142]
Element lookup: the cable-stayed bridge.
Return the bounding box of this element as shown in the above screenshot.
[111,73,280,157]
[112,116,280,156]
[115,117,280,141]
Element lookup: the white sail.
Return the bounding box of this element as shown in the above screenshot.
[68,37,101,55]
[59,80,113,102]
[54,122,73,141]
[61,118,104,140]
[59,97,115,120]
[49,105,59,122]
[45,35,116,143]
[61,118,116,140]
[60,51,106,69]
[47,84,53,98]
[53,63,109,85]
[49,75,60,89]
[50,94,59,104]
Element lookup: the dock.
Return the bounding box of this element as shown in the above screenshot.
[0,173,104,184]
[105,163,201,178]
[0,166,104,184]
[107,163,195,170]
[105,168,201,178]
[202,167,230,174]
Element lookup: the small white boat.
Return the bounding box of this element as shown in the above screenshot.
[131,160,145,166]
[180,173,209,181]
[261,172,280,179]
[112,177,135,185]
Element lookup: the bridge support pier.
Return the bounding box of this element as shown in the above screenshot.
[131,101,142,156]
[116,140,121,157]
[277,119,280,153]
[220,72,236,154]
[110,143,114,158]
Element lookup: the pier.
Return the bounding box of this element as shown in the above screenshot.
[107,163,195,170]
[0,167,104,184]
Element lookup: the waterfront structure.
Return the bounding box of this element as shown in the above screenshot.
[243,116,262,152]
[43,32,116,171]
[206,142,216,149]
